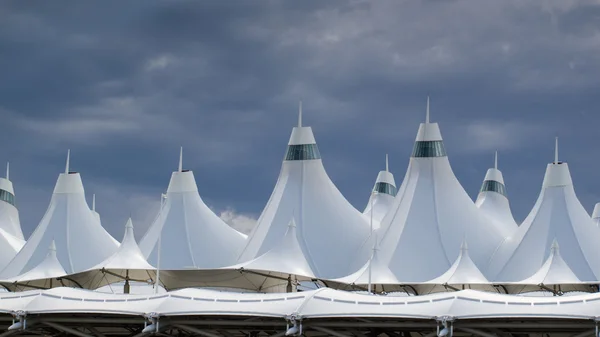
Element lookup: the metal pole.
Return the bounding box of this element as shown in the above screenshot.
[155,193,166,294]
[368,191,374,294]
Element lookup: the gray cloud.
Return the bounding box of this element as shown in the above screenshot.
[1,0,600,238]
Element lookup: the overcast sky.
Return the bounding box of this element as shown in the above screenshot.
[1,0,599,239]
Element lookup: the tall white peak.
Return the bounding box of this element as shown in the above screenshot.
[0,153,118,278]
[139,151,247,269]
[238,107,371,279]
[0,161,25,241]
[475,152,518,232]
[373,98,508,282]
[487,145,600,282]
[363,155,397,229]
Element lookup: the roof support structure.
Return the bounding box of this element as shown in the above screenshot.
[43,321,95,337]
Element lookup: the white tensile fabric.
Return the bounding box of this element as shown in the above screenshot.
[504,240,595,294]
[0,165,26,270]
[156,219,316,292]
[475,154,518,232]
[415,241,497,295]
[5,287,600,320]
[0,228,25,272]
[375,101,509,282]
[70,218,156,290]
[592,202,600,227]
[0,165,25,240]
[327,240,400,292]
[517,240,581,285]
[238,113,371,279]
[423,241,489,285]
[0,156,119,279]
[363,156,397,230]
[139,152,247,270]
[487,156,600,282]
[0,241,74,290]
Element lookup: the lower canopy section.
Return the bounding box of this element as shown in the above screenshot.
[2,268,598,297]
[1,287,600,336]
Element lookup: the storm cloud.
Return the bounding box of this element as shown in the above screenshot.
[1,0,599,238]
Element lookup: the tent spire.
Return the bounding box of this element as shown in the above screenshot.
[551,238,559,253]
[5,162,8,180]
[298,101,303,127]
[92,194,96,212]
[178,147,183,172]
[494,151,498,170]
[385,154,389,172]
[425,96,430,124]
[65,149,70,174]
[554,137,559,164]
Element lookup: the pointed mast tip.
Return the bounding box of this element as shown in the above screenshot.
[65,149,71,174]
[425,96,430,124]
[178,146,183,172]
[298,101,303,127]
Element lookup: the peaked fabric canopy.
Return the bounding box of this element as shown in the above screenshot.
[139,152,247,270]
[238,110,371,279]
[487,156,600,282]
[423,241,490,285]
[503,241,595,295]
[475,153,518,232]
[517,240,581,285]
[375,99,508,282]
[363,155,397,229]
[328,242,400,290]
[0,154,118,279]
[0,166,25,240]
[70,218,155,291]
[0,241,80,291]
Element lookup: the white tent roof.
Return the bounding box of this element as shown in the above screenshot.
[0,163,25,240]
[330,240,400,286]
[487,140,600,282]
[238,219,316,278]
[91,218,154,271]
[424,241,489,285]
[70,218,155,290]
[0,152,119,278]
[517,240,581,285]
[475,152,518,232]
[4,241,67,283]
[363,155,397,229]
[139,149,247,270]
[375,98,508,282]
[238,106,371,279]
[592,202,600,226]
[6,287,600,321]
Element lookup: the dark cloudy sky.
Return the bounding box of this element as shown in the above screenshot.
[1,0,599,239]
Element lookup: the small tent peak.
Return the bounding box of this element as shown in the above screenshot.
[550,239,559,253]
[178,147,183,172]
[125,217,134,229]
[65,149,71,174]
[5,162,9,180]
[460,239,468,251]
[92,194,96,212]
